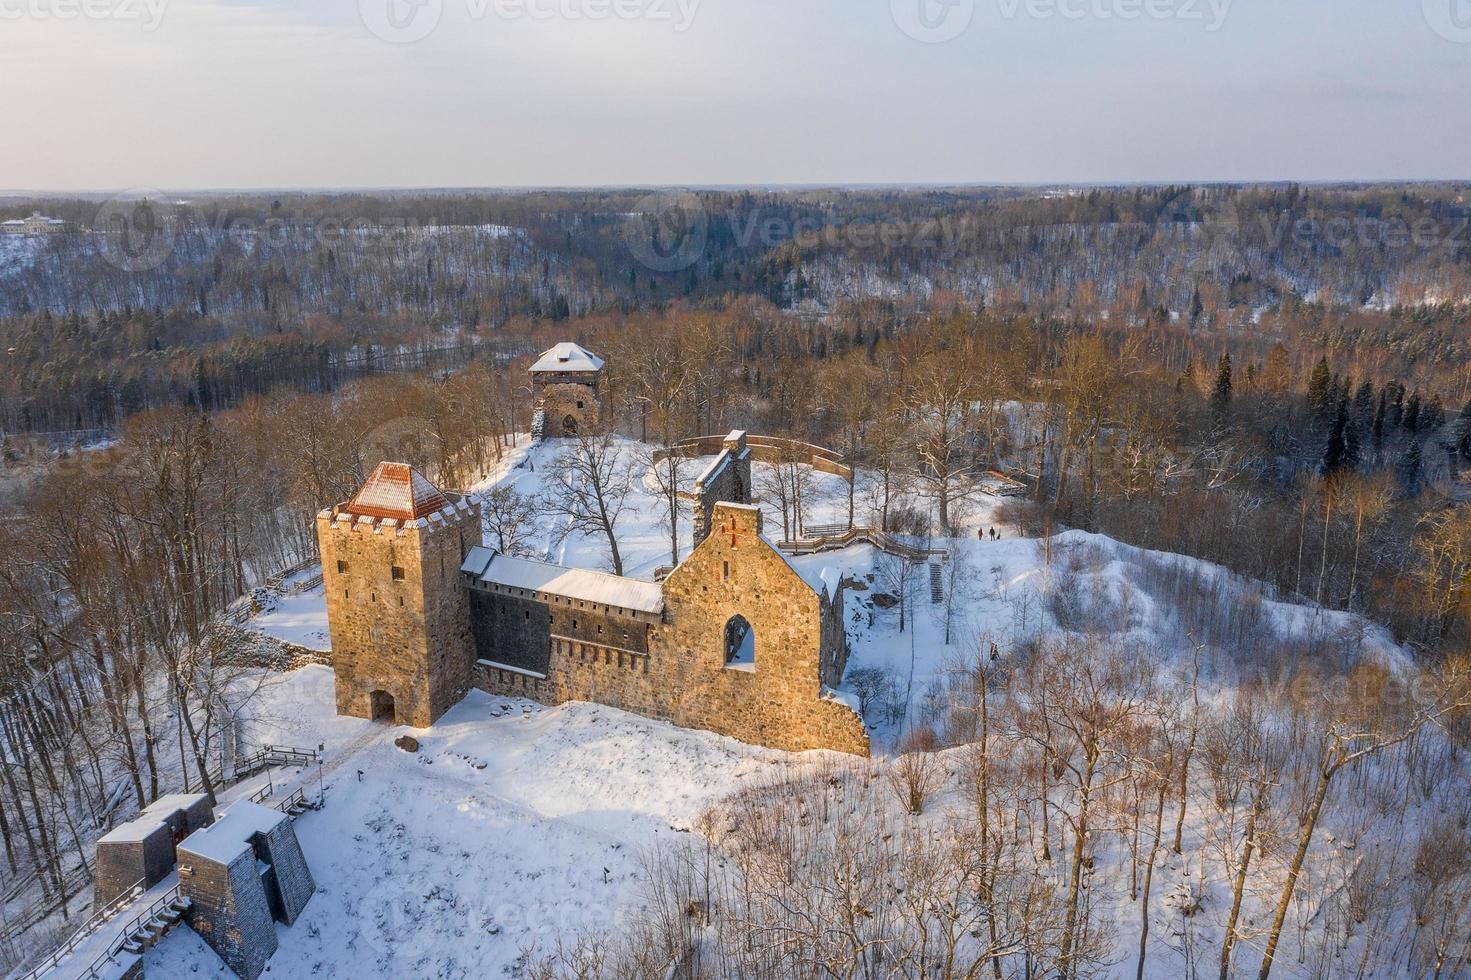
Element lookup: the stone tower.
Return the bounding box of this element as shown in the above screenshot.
[317,463,480,728]
[531,342,605,438]
[692,430,753,546]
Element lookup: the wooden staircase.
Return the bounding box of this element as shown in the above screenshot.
[929,562,944,604]
[117,895,192,956]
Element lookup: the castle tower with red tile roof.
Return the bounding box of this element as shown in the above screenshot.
[316,463,481,728]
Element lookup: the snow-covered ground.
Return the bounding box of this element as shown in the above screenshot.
[147,667,810,978]
[197,436,1425,979]
[242,436,1403,749]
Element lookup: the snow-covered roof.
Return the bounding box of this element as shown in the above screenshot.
[178,801,287,865]
[530,343,605,374]
[344,462,449,521]
[98,794,209,844]
[460,546,496,578]
[474,553,664,615]
[695,453,729,488]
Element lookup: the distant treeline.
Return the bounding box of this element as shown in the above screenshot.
[1,184,1469,433]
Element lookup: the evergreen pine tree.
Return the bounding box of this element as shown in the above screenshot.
[1422,395,1445,434]
[1373,390,1387,446]
[1352,380,1375,431]
[1307,357,1332,429]
[1211,352,1233,414]
[1323,398,1349,475]
[1345,420,1362,471]
[1397,439,1424,497]
[1404,391,1421,434]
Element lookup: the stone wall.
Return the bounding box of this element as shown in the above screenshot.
[181,849,278,980]
[178,805,315,980]
[472,503,869,757]
[255,818,315,926]
[211,622,333,673]
[534,380,602,437]
[94,827,175,908]
[317,498,480,728]
[658,433,852,480]
[95,795,214,907]
[692,431,753,546]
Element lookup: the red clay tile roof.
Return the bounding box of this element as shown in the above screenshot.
[342,463,449,521]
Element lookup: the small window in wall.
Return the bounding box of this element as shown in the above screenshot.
[725,615,755,671]
[723,560,730,581]
[576,400,585,409]
[337,560,348,574]
[391,566,406,582]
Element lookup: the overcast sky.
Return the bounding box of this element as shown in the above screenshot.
[2,0,1469,191]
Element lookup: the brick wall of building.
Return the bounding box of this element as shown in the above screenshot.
[95,795,214,907]
[180,850,278,980]
[256,819,316,926]
[317,499,479,728]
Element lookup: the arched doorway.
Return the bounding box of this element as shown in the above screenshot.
[561,415,578,436]
[725,615,755,670]
[369,690,397,724]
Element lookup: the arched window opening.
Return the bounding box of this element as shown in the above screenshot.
[725,615,755,671]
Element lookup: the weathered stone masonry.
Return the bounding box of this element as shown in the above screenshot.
[320,346,869,757]
[462,503,866,756]
[317,464,479,729]
[691,430,753,546]
[177,801,316,980]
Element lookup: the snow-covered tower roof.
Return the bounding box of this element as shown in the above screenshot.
[341,462,449,521]
[530,342,605,375]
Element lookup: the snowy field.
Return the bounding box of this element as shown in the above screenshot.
[147,668,808,978]
[196,436,1427,979]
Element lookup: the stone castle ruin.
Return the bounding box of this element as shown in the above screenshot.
[318,347,869,756]
[530,342,604,439]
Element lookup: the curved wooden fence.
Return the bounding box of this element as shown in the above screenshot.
[654,434,852,481]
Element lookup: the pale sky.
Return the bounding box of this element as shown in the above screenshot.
[1,0,1469,191]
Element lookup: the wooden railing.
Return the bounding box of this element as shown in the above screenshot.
[6,879,145,980]
[0,864,93,948]
[778,527,947,564]
[73,885,184,980]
